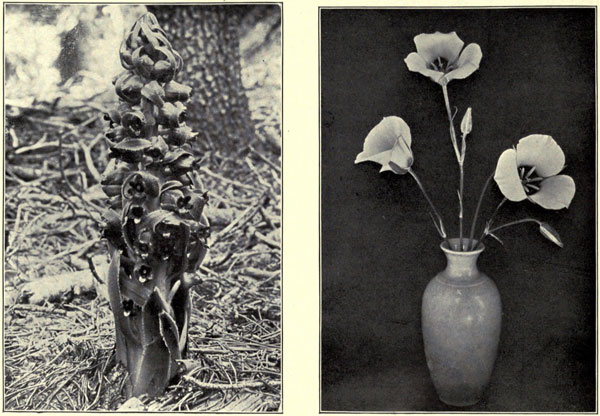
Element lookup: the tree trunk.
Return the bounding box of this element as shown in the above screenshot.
[148,5,256,154]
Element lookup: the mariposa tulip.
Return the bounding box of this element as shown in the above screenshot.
[494,134,575,210]
[355,116,414,174]
[404,32,482,86]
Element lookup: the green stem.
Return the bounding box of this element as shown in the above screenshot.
[459,163,464,249]
[442,84,464,250]
[486,218,541,235]
[408,168,449,246]
[467,172,494,250]
[477,197,507,245]
[442,85,461,161]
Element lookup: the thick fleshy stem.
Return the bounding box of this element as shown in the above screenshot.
[467,172,494,250]
[442,84,465,250]
[408,168,450,246]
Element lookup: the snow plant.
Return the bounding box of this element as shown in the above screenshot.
[356,32,576,250]
[100,12,210,397]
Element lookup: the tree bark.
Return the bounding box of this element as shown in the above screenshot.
[148,5,256,154]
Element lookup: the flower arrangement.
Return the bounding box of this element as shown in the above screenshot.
[100,12,210,397]
[355,31,575,251]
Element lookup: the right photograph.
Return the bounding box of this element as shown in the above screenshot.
[320,7,596,412]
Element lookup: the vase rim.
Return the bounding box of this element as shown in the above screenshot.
[440,238,485,255]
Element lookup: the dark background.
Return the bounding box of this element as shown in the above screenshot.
[320,8,596,412]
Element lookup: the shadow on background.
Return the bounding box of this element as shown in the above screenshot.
[320,7,596,412]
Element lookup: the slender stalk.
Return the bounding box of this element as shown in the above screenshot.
[442,84,464,250]
[477,197,508,245]
[459,164,464,248]
[408,168,449,246]
[442,85,461,161]
[467,172,494,250]
[487,218,540,234]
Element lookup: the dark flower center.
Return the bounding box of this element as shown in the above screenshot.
[429,57,456,73]
[519,165,543,194]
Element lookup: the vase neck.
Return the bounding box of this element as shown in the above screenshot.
[441,240,484,282]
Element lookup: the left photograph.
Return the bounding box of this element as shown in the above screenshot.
[4,4,281,411]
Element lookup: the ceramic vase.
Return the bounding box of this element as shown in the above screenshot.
[421,238,501,406]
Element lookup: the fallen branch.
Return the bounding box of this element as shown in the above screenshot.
[17,259,109,305]
[182,376,280,390]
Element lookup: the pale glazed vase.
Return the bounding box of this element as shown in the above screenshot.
[422,239,501,406]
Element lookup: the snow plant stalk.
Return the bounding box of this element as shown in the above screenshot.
[100,12,210,398]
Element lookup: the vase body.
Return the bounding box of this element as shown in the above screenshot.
[422,239,501,406]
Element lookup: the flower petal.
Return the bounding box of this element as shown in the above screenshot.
[404,52,445,84]
[379,164,393,173]
[388,140,413,174]
[494,148,527,202]
[444,43,482,83]
[355,116,412,166]
[516,134,565,177]
[529,175,576,210]
[414,32,464,65]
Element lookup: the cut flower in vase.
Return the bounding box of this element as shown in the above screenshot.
[355,116,414,174]
[494,134,576,210]
[404,31,482,86]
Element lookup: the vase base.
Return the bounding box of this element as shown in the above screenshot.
[439,396,481,407]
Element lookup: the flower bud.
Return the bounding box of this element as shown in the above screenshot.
[133,49,155,79]
[539,222,563,247]
[460,107,472,137]
[141,80,165,107]
[152,60,176,83]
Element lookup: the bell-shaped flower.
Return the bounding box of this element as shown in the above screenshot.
[158,102,186,128]
[162,125,197,146]
[355,116,414,174]
[114,72,144,104]
[494,134,575,210]
[135,229,154,260]
[164,81,192,102]
[121,110,146,137]
[404,32,482,86]
[122,171,160,200]
[133,262,153,284]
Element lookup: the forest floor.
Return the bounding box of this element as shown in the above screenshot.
[4,7,281,411]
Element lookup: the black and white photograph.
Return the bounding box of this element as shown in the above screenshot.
[320,7,596,412]
[4,3,281,411]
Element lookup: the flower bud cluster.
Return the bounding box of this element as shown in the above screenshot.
[100,12,209,315]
